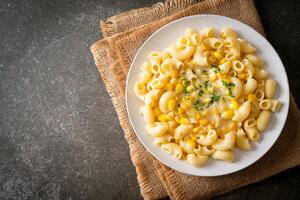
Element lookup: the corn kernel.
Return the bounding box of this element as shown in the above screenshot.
[175,83,183,93]
[180,117,189,124]
[166,114,173,121]
[199,119,209,126]
[208,123,215,129]
[191,134,198,141]
[219,58,227,64]
[158,114,168,122]
[153,107,161,116]
[170,78,178,85]
[170,70,179,78]
[186,139,196,148]
[213,51,223,60]
[177,107,183,114]
[238,73,246,80]
[193,127,200,133]
[201,110,209,116]
[213,108,219,115]
[203,97,211,103]
[229,99,239,110]
[248,93,256,102]
[164,83,173,91]
[175,116,180,123]
[168,99,176,110]
[186,85,194,93]
[221,110,234,119]
[201,43,208,51]
[196,113,202,120]
[228,122,237,131]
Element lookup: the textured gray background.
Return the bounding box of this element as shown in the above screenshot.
[0,0,299,199]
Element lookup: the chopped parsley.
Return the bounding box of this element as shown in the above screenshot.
[222,80,235,97]
[202,70,208,75]
[210,64,217,68]
[206,93,221,107]
[194,100,204,111]
[183,95,190,101]
[199,89,204,97]
[204,80,210,89]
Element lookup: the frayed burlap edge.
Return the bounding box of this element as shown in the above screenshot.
[100,0,205,37]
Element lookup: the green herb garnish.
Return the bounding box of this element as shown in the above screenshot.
[222,80,235,97]
[204,80,210,89]
[194,100,204,111]
[202,70,208,75]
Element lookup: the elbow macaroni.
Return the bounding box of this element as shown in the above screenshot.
[134,27,281,167]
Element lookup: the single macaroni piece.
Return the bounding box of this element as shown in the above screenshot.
[220,27,237,38]
[197,130,218,146]
[238,38,256,53]
[212,150,234,162]
[213,131,236,151]
[245,54,263,67]
[168,45,196,60]
[140,105,155,124]
[154,134,173,146]
[265,79,277,99]
[174,124,193,140]
[134,27,281,167]
[256,110,271,131]
[161,143,183,159]
[232,101,251,122]
[186,153,208,167]
[243,118,259,141]
[235,129,251,150]
[146,122,168,137]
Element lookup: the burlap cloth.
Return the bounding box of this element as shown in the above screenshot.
[90,0,300,199]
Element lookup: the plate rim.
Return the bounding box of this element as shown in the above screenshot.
[125,14,290,176]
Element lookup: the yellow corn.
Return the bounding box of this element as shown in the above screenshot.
[203,97,211,103]
[180,117,189,124]
[193,126,200,133]
[219,58,227,64]
[199,119,209,126]
[229,99,239,110]
[213,108,219,115]
[191,134,198,141]
[170,70,179,78]
[166,114,173,121]
[201,110,209,116]
[168,99,176,110]
[186,85,194,93]
[175,83,183,93]
[221,110,234,120]
[170,78,178,85]
[248,93,256,102]
[238,73,246,80]
[213,51,223,60]
[164,83,173,91]
[208,123,215,129]
[177,107,184,114]
[153,107,161,116]
[201,43,208,51]
[175,116,180,123]
[186,139,196,148]
[228,122,237,131]
[158,114,168,122]
[196,113,202,120]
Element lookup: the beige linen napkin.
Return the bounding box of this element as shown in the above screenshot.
[91,0,300,199]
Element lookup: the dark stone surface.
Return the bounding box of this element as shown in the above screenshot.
[0,0,299,199]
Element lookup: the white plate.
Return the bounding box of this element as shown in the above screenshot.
[126,15,290,176]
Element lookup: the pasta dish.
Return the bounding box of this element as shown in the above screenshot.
[134,27,281,167]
